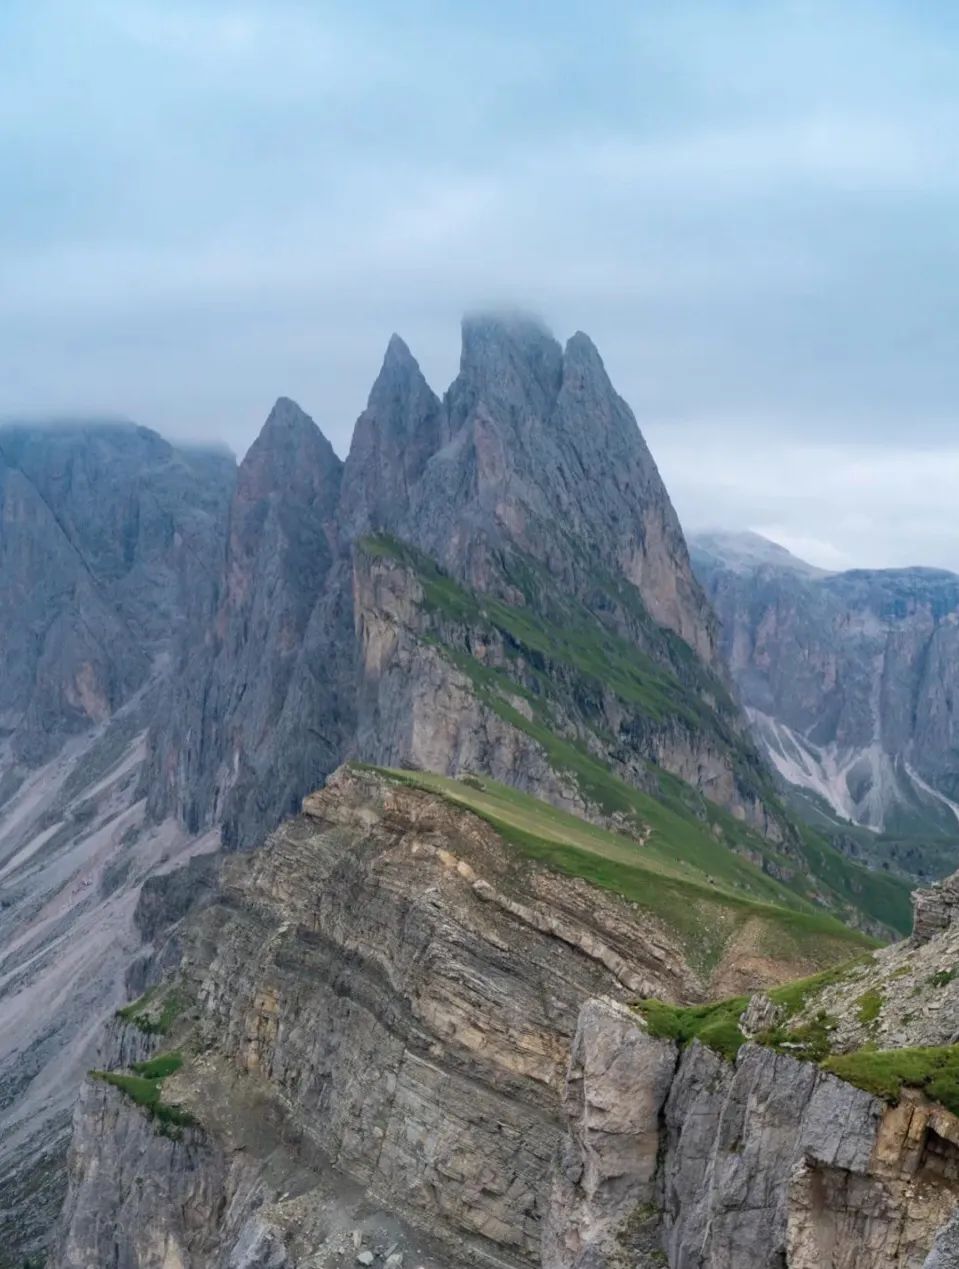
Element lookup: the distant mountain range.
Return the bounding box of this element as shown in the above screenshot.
[692,530,959,868]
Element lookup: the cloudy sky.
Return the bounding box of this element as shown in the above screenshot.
[3,2,959,570]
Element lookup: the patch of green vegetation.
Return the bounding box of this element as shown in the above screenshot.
[361,535,710,727]
[928,968,958,988]
[635,997,749,1061]
[794,824,912,936]
[856,988,883,1025]
[91,1058,195,1139]
[116,987,184,1036]
[822,1045,959,1116]
[758,1010,839,1062]
[131,1051,183,1080]
[767,956,871,1016]
[370,765,874,976]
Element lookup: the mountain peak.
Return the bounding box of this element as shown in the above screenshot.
[259,395,319,439]
[450,310,564,430]
[382,331,414,366]
[690,530,828,577]
[367,333,428,409]
[339,333,444,536]
[565,328,603,362]
[560,330,617,405]
[239,398,341,507]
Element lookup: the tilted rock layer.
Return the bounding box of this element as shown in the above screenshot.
[51,772,959,1267]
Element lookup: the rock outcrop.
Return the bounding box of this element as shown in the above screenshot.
[0,421,234,765]
[913,873,959,945]
[51,766,699,1268]
[549,1017,959,1269]
[143,397,348,845]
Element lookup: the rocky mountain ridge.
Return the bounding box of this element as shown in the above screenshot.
[692,530,959,866]
[141,317,909,941]
[146,314,739,852]
[49,766,959,1268]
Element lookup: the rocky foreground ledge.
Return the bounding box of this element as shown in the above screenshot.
[50,767,959,1268]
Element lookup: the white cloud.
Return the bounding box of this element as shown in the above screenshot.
[652,426,959,571]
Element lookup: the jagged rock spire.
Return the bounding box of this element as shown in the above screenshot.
[339,334,444,537]
[447,311,565,433]
[237,396,341,509]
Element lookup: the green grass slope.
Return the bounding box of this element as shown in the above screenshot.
[359,535,912,937]
[368,766,875,979]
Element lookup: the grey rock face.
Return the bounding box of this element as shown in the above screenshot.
[144,398,348,847]
[0,422,234,1266]
[339,335,446,538]
[548,1015,959,1269]
[661,1043,882,1267]
[544,998,677,1269]
[410,318,718,665]
[692,530,959,844]
[912,873,959,945]
[925,1209,959,1268]
[0,422,234,765]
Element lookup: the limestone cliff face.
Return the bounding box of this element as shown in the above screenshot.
[49,773,959,1268]
[692,530,959,842]
[407,317,717,665]
[351,545,783,841]
[143,398,348,846]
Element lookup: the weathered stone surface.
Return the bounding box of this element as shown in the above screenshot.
[143,397,346,848]
[0,421,233,1266]
[913,873,959,944]
[48,772,959,1268]
[547,1005,959,1268]
[0,421,234,765]
[339,334,446,539]
[739,991,784,1037]
[661,1043,883,1267]
[925,1208,959,1268]
[543,998,676,1269]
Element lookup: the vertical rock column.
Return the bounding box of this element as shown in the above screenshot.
[544,998,677,1269]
